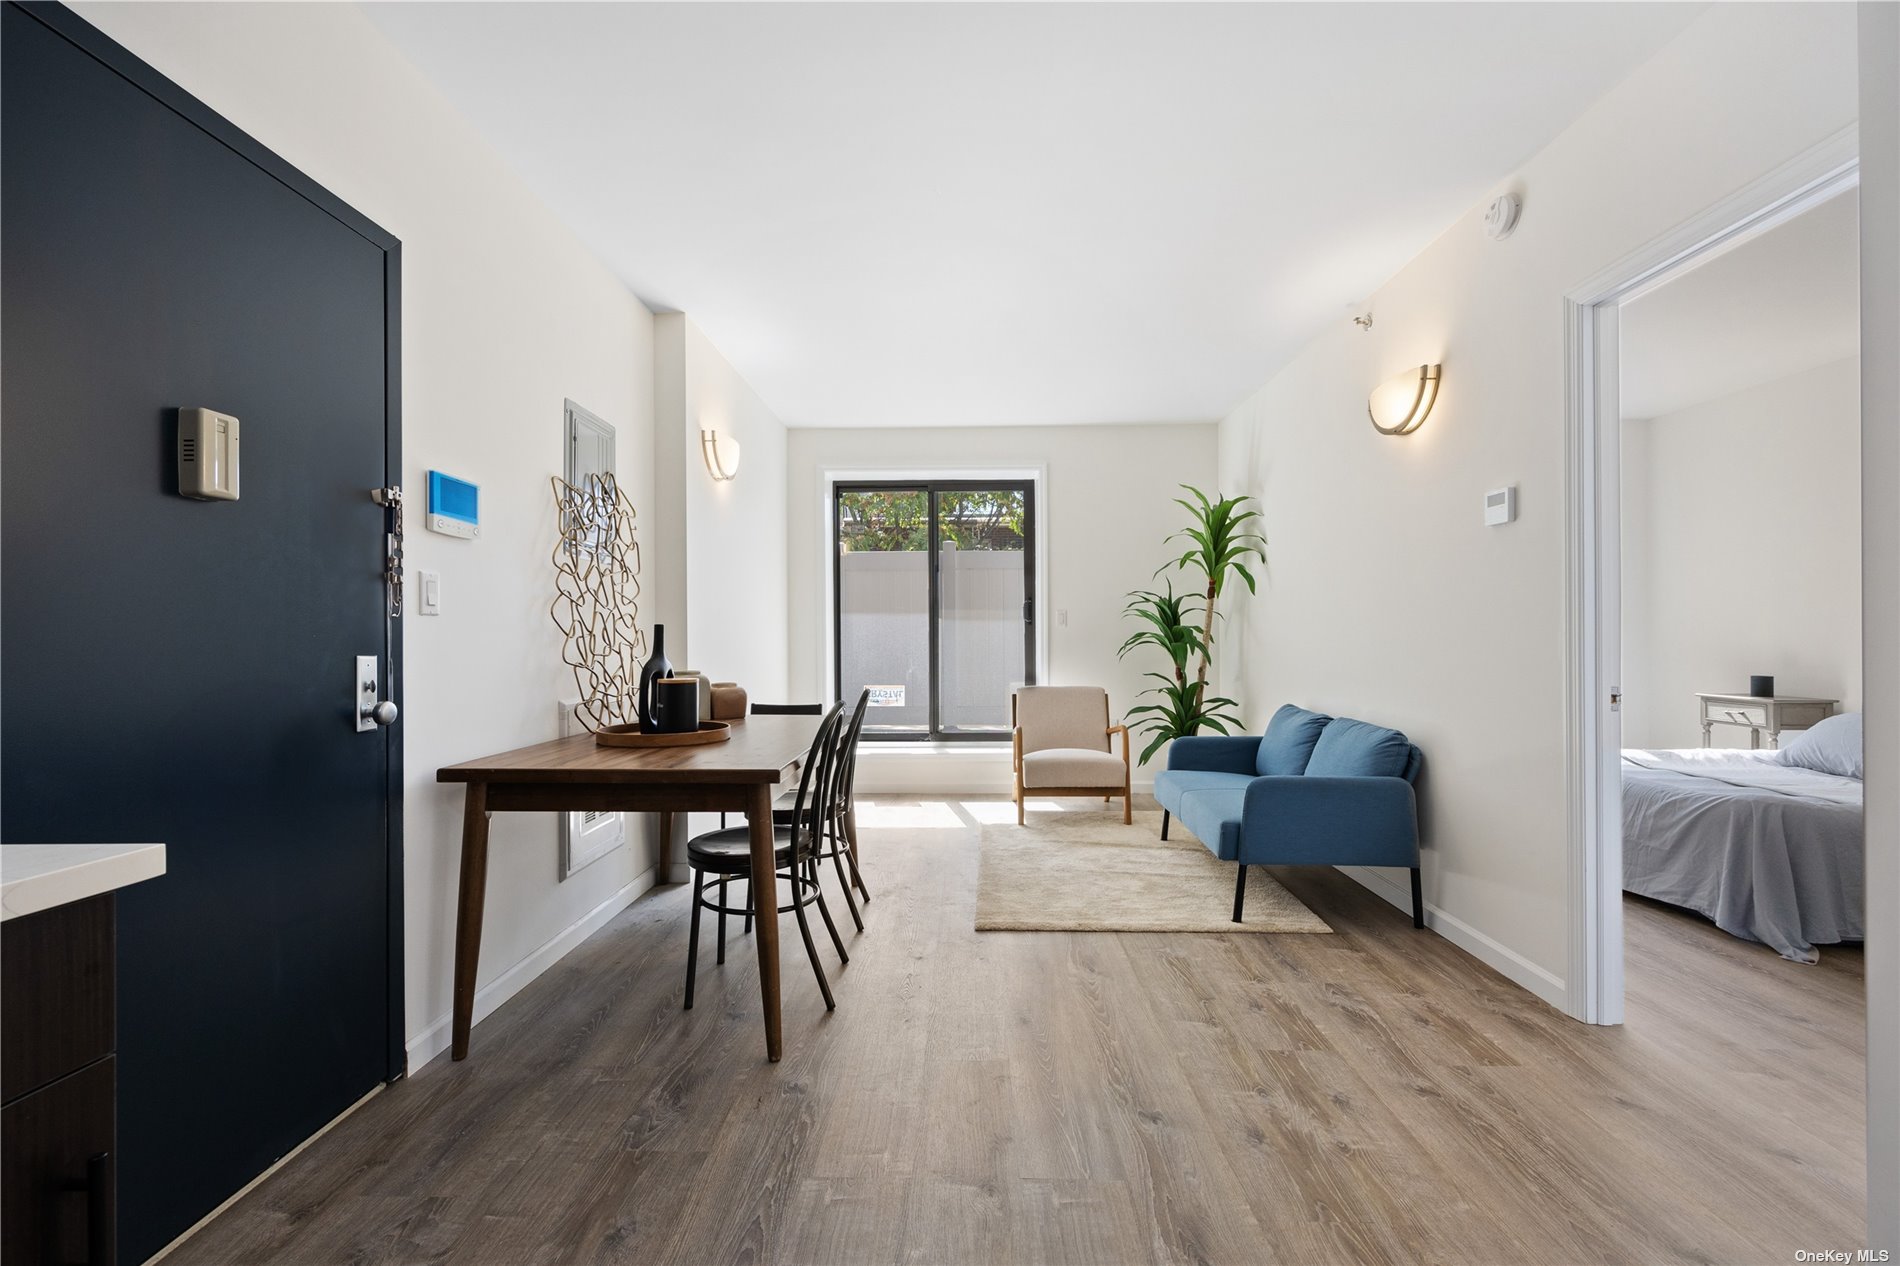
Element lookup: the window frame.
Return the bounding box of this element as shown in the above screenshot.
[832,477,1038,742]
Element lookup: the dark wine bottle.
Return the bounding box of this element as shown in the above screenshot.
[638,623,672,728]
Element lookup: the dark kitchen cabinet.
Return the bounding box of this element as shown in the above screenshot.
[2,893,118,1265]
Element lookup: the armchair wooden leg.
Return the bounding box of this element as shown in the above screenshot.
[1232,864,1247,924]
[1015,775,1024,825]
[1121,739,1132,825]
[1160,810,1170,840]
[1411,867,1424,929]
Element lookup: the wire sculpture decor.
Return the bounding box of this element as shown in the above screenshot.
[550,472,647,733]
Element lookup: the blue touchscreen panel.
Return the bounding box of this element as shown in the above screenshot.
[429,471,478,524]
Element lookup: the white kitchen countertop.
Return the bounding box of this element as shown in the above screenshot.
[1,842,166,922]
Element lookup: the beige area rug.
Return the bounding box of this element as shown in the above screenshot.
[975,812,1332,934]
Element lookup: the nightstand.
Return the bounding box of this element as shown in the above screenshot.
[1695,692,1839,749]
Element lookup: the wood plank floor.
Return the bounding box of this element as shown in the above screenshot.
[166,799,1866,1265]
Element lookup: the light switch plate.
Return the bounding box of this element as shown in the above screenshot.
[417,570,441,616]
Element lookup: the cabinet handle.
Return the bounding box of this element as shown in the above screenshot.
[85,1151,113,1266]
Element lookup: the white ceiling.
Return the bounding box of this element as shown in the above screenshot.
[1620,188,1860,420]
[364,1,1705,428]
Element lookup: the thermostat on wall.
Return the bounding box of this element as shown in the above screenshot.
[1484,485,1516,527]
[427,470,480,539]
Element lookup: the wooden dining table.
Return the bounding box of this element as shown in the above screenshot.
[436,712,825,1063]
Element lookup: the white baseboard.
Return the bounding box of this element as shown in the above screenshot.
[1336,865,1569,1012]
[855,743,1155,795]
[405,866,657,1072]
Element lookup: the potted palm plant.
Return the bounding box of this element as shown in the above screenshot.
[1119,486,1266,764]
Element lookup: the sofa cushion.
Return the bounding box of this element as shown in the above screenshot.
[1153,768,1253,814]
[1021,747,1125,789]
[1176,787,1247,861]
[1255,704,1332,776]
[1305,716,1412,779]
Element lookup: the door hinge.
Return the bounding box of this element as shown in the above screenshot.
[1610,688,1622,712]
[373,486,404,617]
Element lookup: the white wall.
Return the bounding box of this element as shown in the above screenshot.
[1621,357,1862,749]
[787,423,1218,790]
[652,313,790,866]
[75,2,663,1068]
[1214,3,1859,1003]
[652,313,791,699]
[1858,1,1900,1246]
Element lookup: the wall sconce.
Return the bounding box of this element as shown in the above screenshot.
[1368,364,1441,436]
[700,429,741,481]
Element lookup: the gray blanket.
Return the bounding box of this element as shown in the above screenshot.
[1621,749,1864,963]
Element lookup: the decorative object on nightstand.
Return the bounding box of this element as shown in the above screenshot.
[1696,691,1838,749]
[1750,675,1774,698]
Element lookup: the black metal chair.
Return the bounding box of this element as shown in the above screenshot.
[807,690,871,923]
[743,691,871,933]
[720,702,825,829]
[683,703,849,1012]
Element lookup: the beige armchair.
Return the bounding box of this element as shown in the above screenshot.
[1010,686,1132,825]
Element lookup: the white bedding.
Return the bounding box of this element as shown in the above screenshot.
[1621,747,1864,807]
[1621,747,1864,962]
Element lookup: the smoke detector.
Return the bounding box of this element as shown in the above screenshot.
[1484,193,1522,241]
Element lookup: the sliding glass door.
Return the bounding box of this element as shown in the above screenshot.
[834,480,1036,740]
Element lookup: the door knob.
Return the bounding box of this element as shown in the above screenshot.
[361,700,398,727]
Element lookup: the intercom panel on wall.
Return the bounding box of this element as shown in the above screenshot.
[427,470,479,539]
[177,407,240,500]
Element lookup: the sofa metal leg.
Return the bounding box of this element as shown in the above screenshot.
[1160,810,1170,841]
[1411,866,1424,929]
[1232,864,1247,924]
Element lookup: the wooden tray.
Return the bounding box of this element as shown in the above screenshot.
[594,721,732,748]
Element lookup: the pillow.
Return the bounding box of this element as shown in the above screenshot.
[1777,712,1862,780]
[1304,716,1412,779]
[1256,704,1331,776]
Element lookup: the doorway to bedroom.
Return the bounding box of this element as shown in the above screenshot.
[1617,183,1864,968]
[1609,179,1865,1190]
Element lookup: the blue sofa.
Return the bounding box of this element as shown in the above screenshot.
[1154,704,1424,927]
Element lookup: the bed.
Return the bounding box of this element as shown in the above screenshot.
[1621,735,1863,963]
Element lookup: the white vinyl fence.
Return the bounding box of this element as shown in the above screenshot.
[840,543,1026,733]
